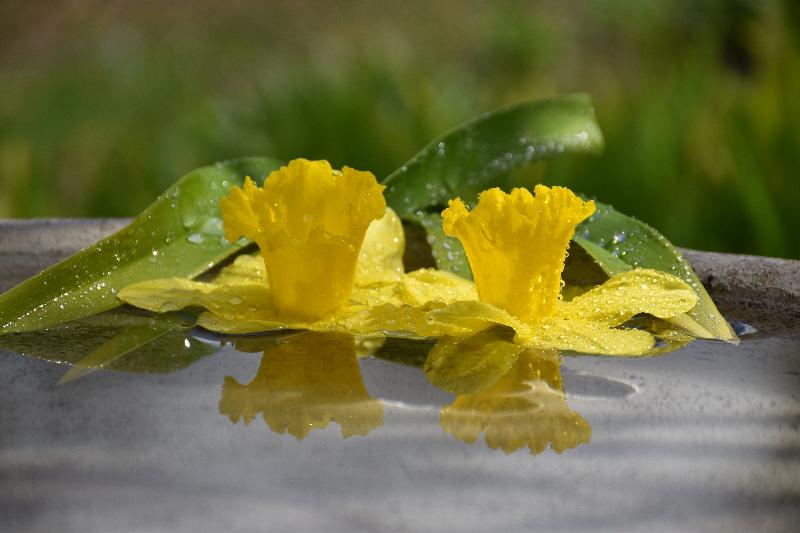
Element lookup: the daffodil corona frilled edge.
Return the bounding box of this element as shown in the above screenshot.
[118,158,699,356]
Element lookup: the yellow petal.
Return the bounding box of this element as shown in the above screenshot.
[217,209,406,289]
[440,349,591,455]
[521,317,656,355]
[398,268,478,306]
[349,267,478,312]
[212,253,268,285]
[442,186,594,324]
[197,312,290,334]
[431,300,531,337]
[118,278,272,318]
[337,303,466,338]
[356,207,405,286]
[557,268,697,326]
[219,332,383,439]
[218,176,264,244]
[219,159,386,321]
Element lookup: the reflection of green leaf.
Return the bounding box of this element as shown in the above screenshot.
[574,201,737,342]
[383,94,604,278]
[373,336,435,368]
[0,157,281,334]
[0,312,216,374]
[58,317,183,383]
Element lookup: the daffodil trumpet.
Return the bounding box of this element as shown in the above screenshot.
[119,159,699,356]
[219,159,387,320]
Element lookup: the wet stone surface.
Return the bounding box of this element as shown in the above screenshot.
[1,219,799,532]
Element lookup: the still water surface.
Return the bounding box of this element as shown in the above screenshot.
[1,312,798,532]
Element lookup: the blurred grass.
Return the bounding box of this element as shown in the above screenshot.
[1,0,799,258]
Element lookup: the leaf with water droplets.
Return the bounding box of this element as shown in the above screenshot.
[0,157,281,334]
[382,94,604,278]
[573,202,737,342]
[407,211,472,278]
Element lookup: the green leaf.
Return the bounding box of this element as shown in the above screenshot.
[382,94,604,277]
[408,211,473,278]
[0,157,281,334]
[573,201,737,342]
[383,94,604,215]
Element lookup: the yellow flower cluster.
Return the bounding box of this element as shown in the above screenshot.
[119,158,698,356]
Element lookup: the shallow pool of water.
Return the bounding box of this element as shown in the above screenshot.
[1,318,798,532]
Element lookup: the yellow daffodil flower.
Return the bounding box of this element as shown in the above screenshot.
[220,331,383,439]
[120,159,475,335]
[435,186,699,355]
[428,333,591,455]
[119,159,697,356]
[220,158,387,320]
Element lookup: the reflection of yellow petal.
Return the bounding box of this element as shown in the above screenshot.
[558,269,697,326]
[522,317,656,356]
[220,159,386,321]
[442,186,594,324]
[219,332,383,439]
[440,349,591,455]
[424,330,524,395]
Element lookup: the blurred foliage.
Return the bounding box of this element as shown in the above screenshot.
[0,0,798,258]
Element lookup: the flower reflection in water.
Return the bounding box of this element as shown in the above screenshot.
[218,326,590,456]
[219,331,384,439]
[426,330,591,455]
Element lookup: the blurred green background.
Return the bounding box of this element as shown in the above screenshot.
[1,0,798,258]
